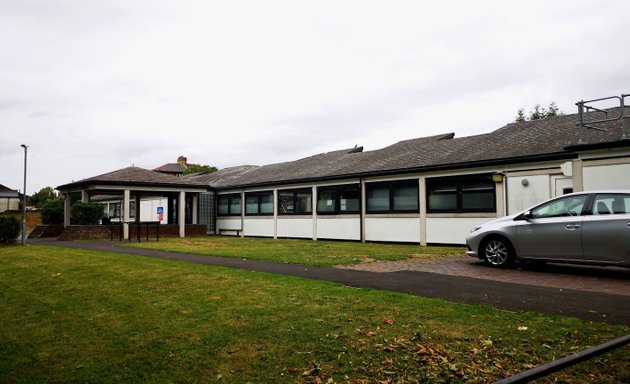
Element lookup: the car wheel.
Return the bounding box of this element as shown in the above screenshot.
[481,237,514,267]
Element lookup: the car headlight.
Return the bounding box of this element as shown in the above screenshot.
[470,225,482,233]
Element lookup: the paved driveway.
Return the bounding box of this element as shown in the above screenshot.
[339,255,630,297]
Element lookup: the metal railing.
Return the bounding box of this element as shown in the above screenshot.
[494,334,630,383]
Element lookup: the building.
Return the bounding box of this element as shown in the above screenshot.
[57,101,630,244]
[0,184,21,213]
[153,156,188,177]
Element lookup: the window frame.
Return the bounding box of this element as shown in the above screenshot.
[316,184,361,215]
[366,179,419,214]
[244,191,274,216]
[278,188,313,215]
[217,193,242,217]
[426,174,496,213]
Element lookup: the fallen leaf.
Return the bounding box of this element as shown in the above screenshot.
[518,326,528,331]
[382,318,394,325]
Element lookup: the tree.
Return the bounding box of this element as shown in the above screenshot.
[184,164,218,175]
[515,102,563,122]
[30,187,60,208]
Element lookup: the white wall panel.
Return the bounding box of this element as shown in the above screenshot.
[317,217,360,240]
[244,218,274,237]
[217,218,242,231]
[583,163,630,190]
[277,218,313,238]
[506,175,550,214]
[426,217,490,244]
[365,218,420,243]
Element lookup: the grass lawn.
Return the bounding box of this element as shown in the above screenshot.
[1,245,628,383]
[121,235,465,267]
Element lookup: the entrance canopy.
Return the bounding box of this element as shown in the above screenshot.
[57,166,210,239]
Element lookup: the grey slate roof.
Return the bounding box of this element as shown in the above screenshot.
[57,166,208,190]
[153,163,186,174]
[184,108,629,189]
[0,184,20,198]
[57,107,630,192]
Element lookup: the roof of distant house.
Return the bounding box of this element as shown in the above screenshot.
[0,184,20,198]
[153,163,187,174]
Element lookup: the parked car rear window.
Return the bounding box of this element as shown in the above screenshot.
[591,194,630,215]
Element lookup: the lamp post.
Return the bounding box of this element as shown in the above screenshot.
[20,144,27,245]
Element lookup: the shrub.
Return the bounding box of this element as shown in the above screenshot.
[41,200,64,225]
[0,215,20,243]
[71,202,104,225]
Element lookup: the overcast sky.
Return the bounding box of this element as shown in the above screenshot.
[1,0,629,194]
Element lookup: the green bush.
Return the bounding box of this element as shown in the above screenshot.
[41,200,64,225]
[0,215,20,243]
[71,202,104,225]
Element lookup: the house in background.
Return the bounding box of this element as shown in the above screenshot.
[57,95,630,244]
[0,184,21,212]
[153,156,188,177]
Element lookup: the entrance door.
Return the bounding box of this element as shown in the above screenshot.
[553,177,573,197]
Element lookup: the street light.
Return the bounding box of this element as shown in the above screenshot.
[20,144,27,245]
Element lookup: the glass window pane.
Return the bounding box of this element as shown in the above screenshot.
[259,193,273,214]
[393,183,418,211]
[230,195,241,215]
[339,187,359,212]
[218,196,229,215]
[428,179,457,211]
[532,195,587,218]
[367,185,390,211]
[317,190,336,212]
[245,195,258,214]
[278,191,294,214]
[592,194,630,215]
[296,191,312,214]
[462,191,494,210]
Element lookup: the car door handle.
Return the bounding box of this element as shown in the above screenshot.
[565,224,580,230]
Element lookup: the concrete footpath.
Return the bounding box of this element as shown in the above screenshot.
[33,240,630,326]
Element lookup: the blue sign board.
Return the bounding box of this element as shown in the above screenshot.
[157,206,164,215]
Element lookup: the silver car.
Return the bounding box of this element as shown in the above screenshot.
[466,190,630,268]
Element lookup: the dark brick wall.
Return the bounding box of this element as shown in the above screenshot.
[28,225,64,239]
[56,224,208,241]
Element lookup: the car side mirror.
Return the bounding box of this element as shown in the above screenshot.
[516,210,533,221]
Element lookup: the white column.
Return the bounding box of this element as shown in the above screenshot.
[123,189,130,239]
[179,191,186,237]
[273,189,278,239]
[81,190,89,203]
[192,194,198,224]
[240,191,245,237]
[312,186,317,240]
[495,179,505,217]
[572,159,584,192]
[63,193,72,227]
[360,179,366,243]
[419,177,427,246]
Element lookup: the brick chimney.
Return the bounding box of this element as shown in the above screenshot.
[177,156,188,167]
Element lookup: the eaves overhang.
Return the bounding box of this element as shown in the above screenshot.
[57,180,212,193]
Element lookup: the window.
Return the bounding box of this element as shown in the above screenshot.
[317,185,360,214]
[427,175,495,212]
[591,194,630,215]
[279,189,312,215]
[366,180,419,213]
[531,195,588,218]
[245,191,274,215]
[217,194,241,216]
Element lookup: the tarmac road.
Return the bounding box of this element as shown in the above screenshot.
[32,240,630,326]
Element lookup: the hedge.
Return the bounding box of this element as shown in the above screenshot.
[0,215,20,243]
[71,202,104,225]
